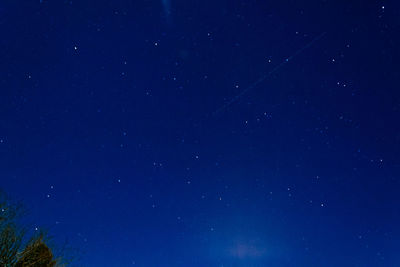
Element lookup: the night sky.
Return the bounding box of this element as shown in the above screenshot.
[1,0,400,266]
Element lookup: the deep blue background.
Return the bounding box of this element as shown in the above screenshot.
[1,0,400,266]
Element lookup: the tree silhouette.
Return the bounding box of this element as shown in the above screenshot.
[0,192,23,266]
[15,235,58,267]
[0,191,66,267]
[0,224,23,266]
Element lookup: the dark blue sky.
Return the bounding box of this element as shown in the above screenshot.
[1,0,400,266]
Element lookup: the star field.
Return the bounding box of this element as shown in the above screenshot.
[1,0,400,266]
